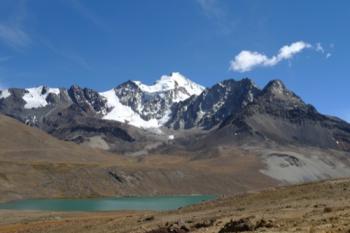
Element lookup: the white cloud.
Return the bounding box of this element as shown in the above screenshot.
[278,42,312,59]
[230,51,270,73]
[230,41,312,72]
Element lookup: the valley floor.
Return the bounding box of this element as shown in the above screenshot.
[1,178,350,233]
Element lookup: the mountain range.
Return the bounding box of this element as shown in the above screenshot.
[1,72,350,201]
[1,72,349,153]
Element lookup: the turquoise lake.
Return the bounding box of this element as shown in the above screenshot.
[0,195,216,212]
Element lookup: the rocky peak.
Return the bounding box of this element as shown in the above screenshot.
[116,80,141,91]
[115,80,143,102]
[210,78,259,107]
[166,78,260,130]
[230,79,317,126]
[264,79,286,93]
[262,79,293,98]
[260,80,304,106]
[68,85,107,114]
[41,86,49,95]
[106,73,205,123]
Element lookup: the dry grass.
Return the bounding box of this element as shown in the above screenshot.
[1,115,350,232]
[1,178,350,233]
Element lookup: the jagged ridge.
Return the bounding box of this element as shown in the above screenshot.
[1,74,350,154]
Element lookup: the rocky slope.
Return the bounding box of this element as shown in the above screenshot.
[166,78,259,130]
[210,79,350,151]
[0,114,279,203]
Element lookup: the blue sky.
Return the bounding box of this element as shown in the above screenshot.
[0,0,349,121]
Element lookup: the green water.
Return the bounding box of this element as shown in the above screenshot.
[0,195,215,212]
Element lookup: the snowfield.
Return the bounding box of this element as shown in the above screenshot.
[23,86,60,109]
[0,89,11,99]
[100,72,204,129]
[100,89,160,128]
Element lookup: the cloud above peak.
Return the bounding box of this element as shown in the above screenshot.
[230,41,316,72]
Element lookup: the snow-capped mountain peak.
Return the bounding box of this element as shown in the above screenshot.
[97,72,206,129]
[133,72,205,96]
[1,73,206,130]
[23,86,60,109]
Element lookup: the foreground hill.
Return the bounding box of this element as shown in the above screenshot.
[1,178,350,233]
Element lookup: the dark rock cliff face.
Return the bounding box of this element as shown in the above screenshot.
[41,104,135,147]
[68,85,107,115]
[114,81,170,121]
[166,78,260,129]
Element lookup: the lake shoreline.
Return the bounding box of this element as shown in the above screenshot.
[0,195,217,212]
[1,178,350,233]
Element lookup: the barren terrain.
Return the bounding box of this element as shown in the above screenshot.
[0,115,276,202]
[1,115,350,232]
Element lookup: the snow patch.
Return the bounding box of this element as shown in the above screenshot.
[0,89,11,99]
[100,89,160,128]
[158,109,172,125]
[23,86,60,109]
[168,135,175,140]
